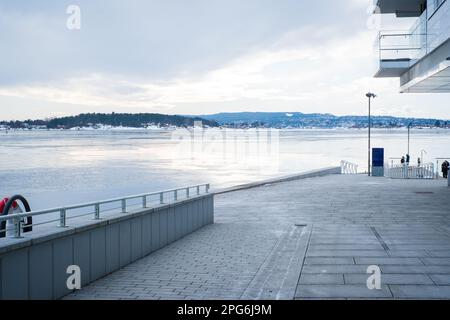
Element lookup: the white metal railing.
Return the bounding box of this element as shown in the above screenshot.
[0,183,210,239]
[341,160,358,174]
[388,163,434,179]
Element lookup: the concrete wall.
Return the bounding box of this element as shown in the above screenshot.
[214,167,341,194]
[0,194,214,300]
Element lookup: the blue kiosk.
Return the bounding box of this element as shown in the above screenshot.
[372,148,384,177]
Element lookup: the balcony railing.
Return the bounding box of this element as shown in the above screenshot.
[378,31,426,62]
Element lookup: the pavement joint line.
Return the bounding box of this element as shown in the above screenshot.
[431,225,450,240]
[370,226,390,251]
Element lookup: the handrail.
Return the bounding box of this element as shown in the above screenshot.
[340,160,358,174]
[0,183,210,239]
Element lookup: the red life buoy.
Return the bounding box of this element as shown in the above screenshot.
[0,197,20,214]
[0,196,32,237]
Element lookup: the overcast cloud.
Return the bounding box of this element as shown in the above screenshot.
[0,0,448,120]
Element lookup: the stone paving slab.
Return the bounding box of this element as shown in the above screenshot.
[353,257,423,265]
[67,174,450,300]
[305,257,355,265]
[295,285,393,299]
[299,274,344,285]
[344,274,434,285]
[429,274,450,285]
[390,285,450,299]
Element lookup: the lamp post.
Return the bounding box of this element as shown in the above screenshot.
[366,92,376,176]
[407,122,412,158]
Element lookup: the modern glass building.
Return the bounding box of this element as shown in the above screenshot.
[374,0,450,92]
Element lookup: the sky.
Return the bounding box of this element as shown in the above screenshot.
[0,0,448,121]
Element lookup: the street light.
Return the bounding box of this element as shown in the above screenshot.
[366,92,376,176]
[407,122,412,161]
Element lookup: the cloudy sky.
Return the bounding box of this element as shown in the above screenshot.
[0,0,448,120]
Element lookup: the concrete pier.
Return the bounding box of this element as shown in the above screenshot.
[66,173,450,300]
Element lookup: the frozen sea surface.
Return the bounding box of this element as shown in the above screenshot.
[1,128,450,211]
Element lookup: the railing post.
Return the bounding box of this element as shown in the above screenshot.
[13,216,22,238]
[160,192,164,204]
[206,184,210,193]
[142,196,147,208]
[94,203,100,220]
[121,199,126,213]
[58,209,67,227]
[196,186,200,195]
[174,190,178,201]
[186,187,190,198]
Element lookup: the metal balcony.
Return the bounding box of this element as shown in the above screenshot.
[374,32,426,78]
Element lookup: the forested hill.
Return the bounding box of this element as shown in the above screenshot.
[1,113,219,129]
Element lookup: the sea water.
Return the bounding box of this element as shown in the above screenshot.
[1,128,449,211]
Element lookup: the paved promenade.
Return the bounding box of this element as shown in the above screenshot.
[67,174,450,299]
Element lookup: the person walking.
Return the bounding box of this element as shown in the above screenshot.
[401,156,405,165]
[442,160,449,179]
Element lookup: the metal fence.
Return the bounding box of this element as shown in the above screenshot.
[0,183,210,239]
[340,160,358,174]
[387,163,435,179]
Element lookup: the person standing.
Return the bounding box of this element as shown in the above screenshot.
[400,156,406,178]
[442,160,449,179]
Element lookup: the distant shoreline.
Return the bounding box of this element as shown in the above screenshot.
[2,112,449,131]
[2,126,450,132]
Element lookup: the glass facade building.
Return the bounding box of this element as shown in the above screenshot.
[374,0,450,92]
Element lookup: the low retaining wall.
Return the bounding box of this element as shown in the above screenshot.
[0,194,214,300]
[214,167,341,194]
